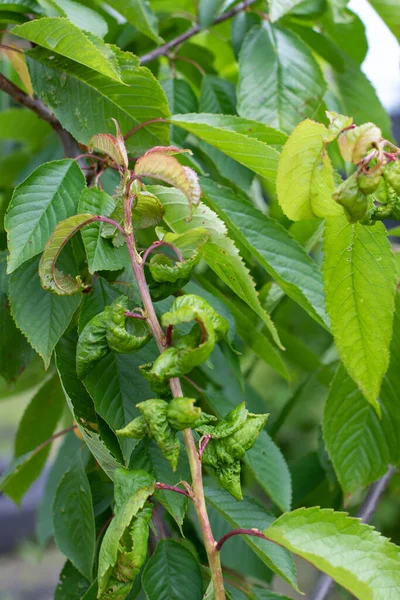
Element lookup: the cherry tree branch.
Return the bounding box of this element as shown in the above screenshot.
[139,0,258,65]
[308,465,395,600]
[0,72,80,158]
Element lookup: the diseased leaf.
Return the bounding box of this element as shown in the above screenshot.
[110,0,163,43]
[142,540,203,600]
[53,450,96,581]
[26,47,170,156]
[170,114,282,182]
[12,17,122,81]
[149,185,282,347]
[237,25,326,133]
[200,178,329,329]
[323,215,397,411]
[5,159,85,273]
[204,481,298,590]
[9,255,81,367]
[89,119,128,169]
[264,507,400,600]
[276,120,343,221]
[55,560,90,600]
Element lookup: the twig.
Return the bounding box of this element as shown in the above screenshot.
[308,466,395,600]
[0,73,80,158]
[216,528,267,552]
[139,0,258,64]
[155,482,190,498]
[34,425,78,454]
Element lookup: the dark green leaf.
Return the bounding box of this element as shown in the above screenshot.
[55,560,90,600]
[198,0,224,27]
[53,450,96,581]
[110,0,163,43]
[162,78,198,146]
[142,540,203,600]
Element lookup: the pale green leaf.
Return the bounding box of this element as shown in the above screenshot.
[204,481,298,590]
[367,0,400,41]
[0,376,64,504]
[269,0,305,21]
[53,451,96,581]
[264,506,400,600]
[78,188,129,273]
[142,540,203,600]
[110,0,163,43]
[237,24,326,133]
[9,255,81,367]
[5,159,85,274]
[12,17,122,81]
[200,178,329,329]
[40,0,108,38]
[170,113,282,182]
[276,120,343,221]
[27,47,170,155]
[148,185,282,348]
[0,107,52,148]
[245,431,292,513]
[323,215,397,411]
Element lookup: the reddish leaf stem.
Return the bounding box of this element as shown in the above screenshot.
[155,482,190,497]
[142,240,184,264]
[215,528,267,552]
[123,118,170,141]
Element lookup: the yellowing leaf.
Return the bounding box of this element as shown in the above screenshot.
[5,45,33,96]
[277,120,343,221]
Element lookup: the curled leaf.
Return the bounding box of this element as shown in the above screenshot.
[134,148,201,219]
[167,397,216,430]
[333,174,370,223]
[89,119,128,169]
[170,294,229,341]
[131,191,165,229]
[149,228,209,283]
[324,111,353,142]
[136,399,181,470]
[338,123,381,163]
[201,404,268,500]
[107,305,151,353]
[39,213,98,295]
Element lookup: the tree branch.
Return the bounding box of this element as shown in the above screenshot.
[0,72,80,158]
[139,0,258,65]
[308,465,395,600]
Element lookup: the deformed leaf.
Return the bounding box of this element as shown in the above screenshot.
[132,191,165,230]
[276,120,343,221]
[89,119,128,169]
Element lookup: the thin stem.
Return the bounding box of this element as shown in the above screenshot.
[0,73,80,159]
[0,43,24,53]
[169,55,206,75]
[308,466,395,600]
[122,175,226,599]
[142,240,184,264]
[140,0,258,64]
[216,529,267,552]
[125,311,145,320]
[34,425,78,455]
[124,118,170,141]
[155,482,190,497]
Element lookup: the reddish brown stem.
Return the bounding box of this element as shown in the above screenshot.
[216,529,267,552]
[124,118,170,141]
[142,240,184,264]
[34,425,78,455]
[125,311,145,320]
[155,482,190,497]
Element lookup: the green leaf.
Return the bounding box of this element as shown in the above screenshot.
[200,178,329,329]
[323,364,390,495]
[111,0,163,43]
[55,560,90,600]
[323,215,397,411]
[276,120,343,221]
[78,188,129,273]
[0,251,34,382]
[41,0,108,38]
[5,159,85,274]
[98,469,155,596]
[204,481,298,590]
[0,107,52,148]
[162,78,198,146]
[39,213,101,295]
[36,432,82,547]
[53,450,96,581]
[269,0,305,20]
[237,24,326,134]
[170,114,282,182]
[0,0,41,13]
[142,540,203,600]
[367,0,400,41]
[264,506,400,600]
[12,17,122,81]
[26,47,170,156]
[245,431,292,513]
[199,75,236,115]
[129,440,190,530]
[149,185,282,348]
[0,376,64,503]
[9,255,81,367]
[198,0,224,27]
